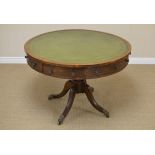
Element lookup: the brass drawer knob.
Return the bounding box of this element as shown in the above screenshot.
[95,68,101,75]
[71,70,76,77]
[31,62,37,68]
[95,69,99,74]
[49,68,53,75]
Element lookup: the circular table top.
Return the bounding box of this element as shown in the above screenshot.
[24,29,131,66]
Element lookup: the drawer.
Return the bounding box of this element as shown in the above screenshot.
[27,57,42,73]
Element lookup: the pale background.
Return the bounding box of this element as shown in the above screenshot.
[0,24,155,57]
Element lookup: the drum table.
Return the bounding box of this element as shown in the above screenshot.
[24,29,131,125]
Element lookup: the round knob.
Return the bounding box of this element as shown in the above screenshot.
[71,69,76,77]
[49,68,53,75]
[95,68,101,75]
[31,62,37,68]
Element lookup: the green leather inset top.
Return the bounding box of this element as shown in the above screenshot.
[25,29,131,65]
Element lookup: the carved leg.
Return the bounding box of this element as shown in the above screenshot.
[58,88,76,125]
[84,86,109,118]
[48,80,72,100]
[48,79,109,125]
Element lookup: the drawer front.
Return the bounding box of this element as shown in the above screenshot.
[43,64,86,79]
[85,58,128,79]
[27,57,42,73]
[26,55,129,80]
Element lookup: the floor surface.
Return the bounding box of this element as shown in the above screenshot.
[0,64,155,129]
